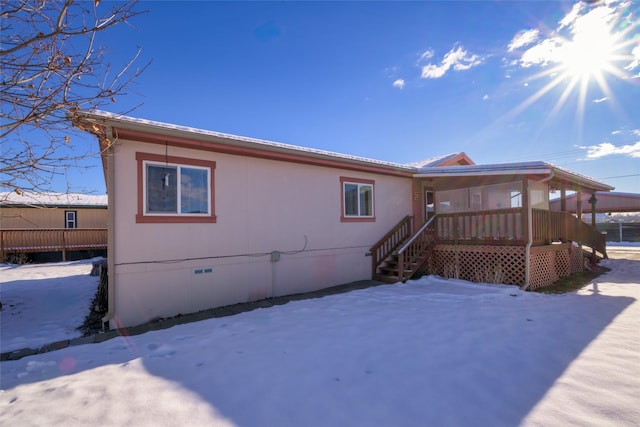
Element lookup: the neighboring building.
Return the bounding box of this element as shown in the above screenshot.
[0,192,107,262]
[73,111,613,329]
[549,191,640,214]
[0,192,107,229]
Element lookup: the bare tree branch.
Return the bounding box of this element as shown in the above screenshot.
[0,0,148,194]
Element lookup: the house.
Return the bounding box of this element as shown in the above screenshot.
[0,191,107,262]
[72,111,613,329]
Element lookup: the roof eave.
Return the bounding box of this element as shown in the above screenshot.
[73,111,416,176]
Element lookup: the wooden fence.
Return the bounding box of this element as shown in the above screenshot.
[596,223,640,242]
[1,228,107,262]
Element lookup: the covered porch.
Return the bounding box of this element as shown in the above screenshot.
[371,161,614,289]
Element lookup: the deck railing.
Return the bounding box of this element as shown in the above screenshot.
[435,208,524,244]
[531,209,607,257]
[434,208,605,255]
[1,228,107,261]
[369,215,413,278]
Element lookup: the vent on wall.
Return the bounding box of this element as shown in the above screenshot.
[193,267,214,275]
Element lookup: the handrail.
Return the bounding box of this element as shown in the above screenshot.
[397,215,437,281]
[398,215,437,254]
[369,215,412,278]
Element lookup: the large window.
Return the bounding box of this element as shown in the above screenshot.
[529,182,549,209]
[436,181,523,213]
[136,152,216,223]
[470,181,523,211]
[341,177,375,222]
[436,188,468,213]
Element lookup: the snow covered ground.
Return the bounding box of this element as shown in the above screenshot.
[1,250,639,426]
[0,258,100,353]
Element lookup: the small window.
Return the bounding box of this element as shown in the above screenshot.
[65,210,77,229]
[341,177,375,222]
[136,152,216,224]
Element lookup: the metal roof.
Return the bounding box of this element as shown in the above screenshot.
[550,192,640,213]
[0,191,107,208]
[73,110,415,173]
[72,111,614,193]
[414,161,614,192]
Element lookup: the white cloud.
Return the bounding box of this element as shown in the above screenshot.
[624,45,640,72]
[558,2,585,30]
[519,37,564,67]
[593,97,608,103]
[419,49,435,61]
[421,45,484,79]
[482,94,490,100]
[580,142,640,159]
[392,79,405,89]
[508,29,540,52]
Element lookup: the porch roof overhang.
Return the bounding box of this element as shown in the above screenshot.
[413,161,614,193]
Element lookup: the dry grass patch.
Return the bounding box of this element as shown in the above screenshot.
[534,265,611,294]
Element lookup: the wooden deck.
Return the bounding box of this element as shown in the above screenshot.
[1,228,107,262]
[371,208,607,287]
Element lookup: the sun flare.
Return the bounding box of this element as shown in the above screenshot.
[558,5,619,83]
[507,1,639,124]
[560,25,616,81]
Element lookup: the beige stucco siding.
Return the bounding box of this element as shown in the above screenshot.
[0,206,107,229]
[109,139,411,327]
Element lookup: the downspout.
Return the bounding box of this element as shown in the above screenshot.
[102,125,117,330]
[521,170,554,290]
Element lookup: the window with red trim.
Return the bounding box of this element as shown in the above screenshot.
[340,177,375,222]
[136,152,216,223]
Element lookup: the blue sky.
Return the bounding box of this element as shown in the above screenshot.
[49,1,640,193]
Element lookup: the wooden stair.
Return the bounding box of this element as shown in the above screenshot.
[374,250,431,283]
[371,216,437,283]
[582,247,605,268]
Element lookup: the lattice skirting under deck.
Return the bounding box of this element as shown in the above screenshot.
[427,244,584,289]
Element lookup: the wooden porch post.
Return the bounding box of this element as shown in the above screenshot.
[589,194,597,227]
[523,177,531,289]
[576,190,583,247]
[61,229,67,262]
[412,178,422,233]
[522,176,531,242]
[559,186,567,242]
[589,193,598,264]
[522,177,529,243]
